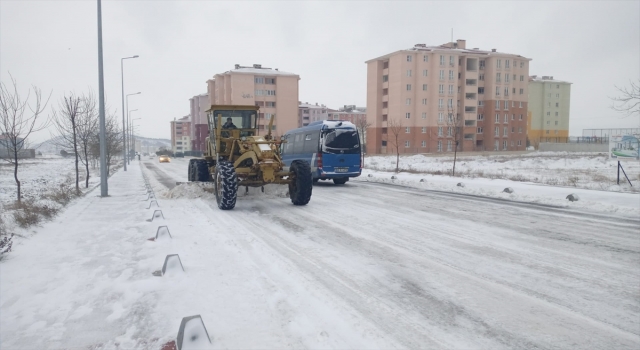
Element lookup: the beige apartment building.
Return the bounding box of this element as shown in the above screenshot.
[189,93,209,154]
[527,75,572,146]
[366,40,532,154]
[206,64,300,136]
[298,102,329,127]
[170,115,191,154]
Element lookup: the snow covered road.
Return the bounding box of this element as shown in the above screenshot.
[143,158,640,348]
[1,157,638,349]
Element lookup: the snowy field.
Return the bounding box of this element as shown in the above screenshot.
[0,153,639,349]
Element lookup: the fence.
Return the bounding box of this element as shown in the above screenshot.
[0,148,36,159]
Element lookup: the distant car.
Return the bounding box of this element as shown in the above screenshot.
[158,155,171,163]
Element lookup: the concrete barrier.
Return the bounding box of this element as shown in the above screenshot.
[539,143,608,152]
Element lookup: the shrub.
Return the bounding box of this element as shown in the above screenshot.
[9,200,60,229]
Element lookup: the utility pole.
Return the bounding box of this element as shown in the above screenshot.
[97,0,108,196]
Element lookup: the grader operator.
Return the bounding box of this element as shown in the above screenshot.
[187,105,312,210]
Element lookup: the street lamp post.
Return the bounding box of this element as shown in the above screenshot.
[121,55,139,171]
[131,118,141,158]
[97,0,108,196]
[127,109,138,164]
[125,92,141,165]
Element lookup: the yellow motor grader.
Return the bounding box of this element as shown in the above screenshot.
[187,105,312,210]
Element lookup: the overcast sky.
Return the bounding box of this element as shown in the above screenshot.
[1,0,638,142]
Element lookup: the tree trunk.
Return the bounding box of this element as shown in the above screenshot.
[453,147,457,176]
[84,145,90,188]
[73,128,79,192]
[395,147,400,173]
[13,150,20,202]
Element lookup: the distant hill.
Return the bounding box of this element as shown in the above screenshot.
[34,136,171,155]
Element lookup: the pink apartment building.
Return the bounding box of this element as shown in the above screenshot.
[189,93,209,154]
[366,40,532,154]
[298,102,330,127]
[206,64,300,137]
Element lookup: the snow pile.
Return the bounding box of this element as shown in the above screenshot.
[166,183,216,200]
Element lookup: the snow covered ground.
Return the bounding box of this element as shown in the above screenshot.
[1,154,639,349]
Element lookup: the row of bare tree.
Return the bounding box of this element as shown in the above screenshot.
[0,76,123,202]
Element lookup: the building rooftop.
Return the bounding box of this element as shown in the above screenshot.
[529,75,572,84]
[366,40,532,63]
[299,102,327,109]
[219,64,298,77]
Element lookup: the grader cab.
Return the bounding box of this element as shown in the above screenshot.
[187,105,312,210]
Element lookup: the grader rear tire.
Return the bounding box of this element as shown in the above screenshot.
[289,160,312,206]
[188,159,196,181]
[194,159,210,182]
[214,161,238,210]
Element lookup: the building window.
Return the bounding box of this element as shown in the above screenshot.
[423,70,428,77]
[437,140,442,152]
[494,140,499,150]
[519,88,524,95]
[423,84,428,91]
[504,87,509,96]
[407,55,412,62]
[449,56,455,65]
[556,93,560,98]
[405,140,410,148]
[496,101,500,110]
[555,112,559,116]
[546,130,550,134]
[478,101,484,106]
[405,127,410,133]
[255,77,264,84]
[477,127,483,133]
[520,62,524,68]
[438,127,443,136]
[447,126,452,136]
[479,60,485,69]
[265,78,275,84]
[496,73,501,82]
[407,84,412,91]
[479,74,484,81]
[557,84,560,89]
[546,121,550,125]
[438,112,444,122]
[520,75,524,81]
[478,87,484,94]
[382,140,387,146]
[519,114,523,120]
[519,101,523,108]
[447,140,452,151]
[496,59,502,68]
[423,55,429,62]
[448,85,454,94]
[518,140,522,146]
[504,114,508,123]
[496,87,500,96]
[546,112,550,116]
[505,74,510,83]
[382,75,388,82]
[447,99,453,107]
[407,70,412,77]
[422,140,426,147]
[406,112,411,119]
[449,70,454,80]
[503,140,507,150]
[555,102,559,107]
[438,99,444,109]
[503,127,508,136]
[266,101,276,107]
[422,112,427,119]
[555,121,558,125]
[422,98,427,105]
[495,126,499,135]
[511,126,515,133]
[406,98,411,105]
[504,100,509,110]
[495,113,500,123]
[519,127,522,133]
[440,55,445,65]
[505,60,510,69]
[477,114,484,121]
[439,70,445,80]
[439,84,444,94]
[422,127,426,133]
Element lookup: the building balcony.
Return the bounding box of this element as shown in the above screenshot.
[382,95,388,102]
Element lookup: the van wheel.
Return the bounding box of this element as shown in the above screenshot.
[289,160,312,205]
[215,161,238,210]
[333,178,348,185]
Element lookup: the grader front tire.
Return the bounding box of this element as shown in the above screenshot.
[214,161,238,210]
[289,160,312,206]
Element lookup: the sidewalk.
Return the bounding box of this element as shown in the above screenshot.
[0,163,175,348]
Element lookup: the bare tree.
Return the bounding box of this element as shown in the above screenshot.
[446,105,463,176]
[51,93,82,192]
[387,118,403,173]
[0,75,51,201]
[354,116,372,167]
[610,79,640,119]
[77,92,99,188]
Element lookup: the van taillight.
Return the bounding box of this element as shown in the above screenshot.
[317,152,322,168]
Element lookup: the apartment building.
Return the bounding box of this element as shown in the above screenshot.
[170,116,191,154]
[366,40,532,154]
[298,102,329,127]
[206,64,300,136]
[189,93,209,154]
[527,75,572,145]
[328,106,367,124]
